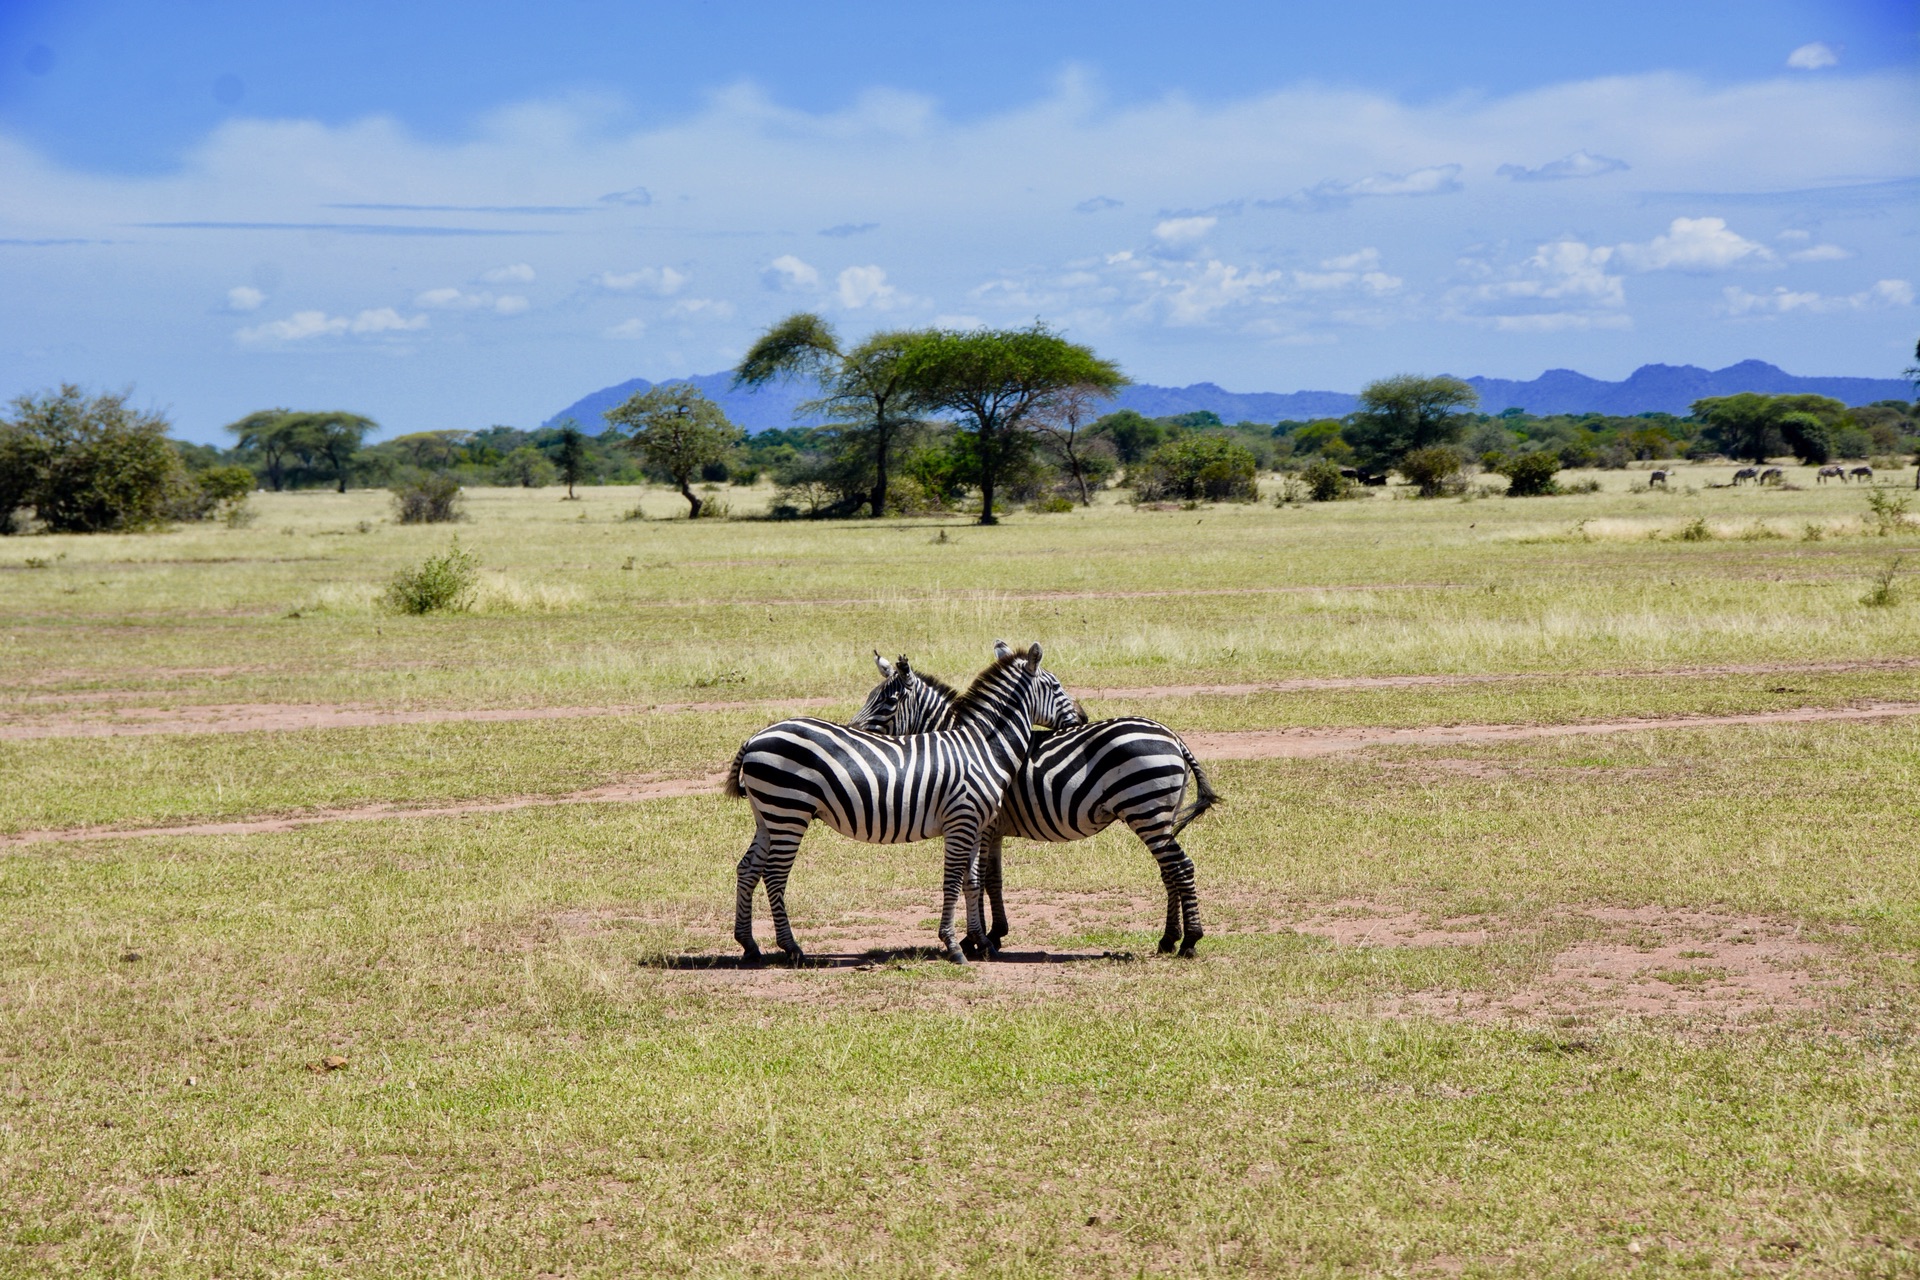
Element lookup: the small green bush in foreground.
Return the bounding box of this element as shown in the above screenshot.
[384,543,479,615]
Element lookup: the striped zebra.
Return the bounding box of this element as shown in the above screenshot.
[724,642,1075,965]
[852,654,1217,957]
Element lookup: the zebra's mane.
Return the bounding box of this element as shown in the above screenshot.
[913,670,960,704]
[948,660,1024,723]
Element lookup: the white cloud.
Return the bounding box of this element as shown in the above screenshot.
[836,265,906,310]
[414,287,528,314]
[1152,216,1216,244]
[1279,164,1463,210]
[594,266,687,295]
[1320,248,1381,271]
[225,285,266,312]
[1786,42,1839,70]
[1497,150,1629,182]
[236,307,427,344]
[1787,243,1850,262]
[1722,278,1913,315]
[480,263,535,284]
[668,297,735,319]
[604,318,647,338]
[1445,237,1627,331]
[1613,217,1772,272]
[761,254,821,291]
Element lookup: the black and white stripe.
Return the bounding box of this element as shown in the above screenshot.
[724,642,1074,964]
[852,656,1216,956]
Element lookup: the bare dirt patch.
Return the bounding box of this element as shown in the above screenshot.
[1291,902,1495,947]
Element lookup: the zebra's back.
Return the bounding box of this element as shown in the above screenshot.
[735,717,977,844]
[1000,717,1197,842]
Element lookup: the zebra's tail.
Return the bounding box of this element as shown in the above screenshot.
[1170,736,1219,837]
[722,742,749,799]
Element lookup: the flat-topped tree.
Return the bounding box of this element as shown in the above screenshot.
[733,312,925,518]
[222,409,296,491]
[897,325,1125,525]
[281,411,377,493]
[605,383,743,518]
[1342,374,1477,477]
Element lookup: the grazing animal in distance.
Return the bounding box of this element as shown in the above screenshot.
[1759,467,1784,486]
[1852,466,1874,483]
[1648,470,1669,488]
[725,642,1076,965]
[852,653,1217,958]
[1818,465,1846,484]
[1732,467,1759,485]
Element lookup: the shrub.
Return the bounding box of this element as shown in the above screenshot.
[1499,452,1562,497]
[383,543,479,615]
[1,385,192,533]
[495,447,556,488]
[392,473,464,524]
[1029,493,1075,514]
[1397,446,1464,498]
[1300,459,1349,502]
[1677,517,1712,542]
[1862,556,1903,608]
[1130,435,1258,503]
[1866,489,1911,537]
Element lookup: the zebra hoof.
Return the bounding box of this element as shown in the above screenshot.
[959,935,984,961]
[780,946,806,967]
[1156,934,1180,955]
[738,947,765,968]
[984,935,1003,957]
[1177,941,1201,959]
[944,944,970,965]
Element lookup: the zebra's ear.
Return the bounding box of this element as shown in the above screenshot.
[1028,641,1043,667]
[897,655,911,675]
[874,651,893,678]
[993,639,1015,663]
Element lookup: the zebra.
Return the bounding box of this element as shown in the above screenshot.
[1648,469,1669,488]
[724,642,1076,965]
[1732,467,1759,485]
[1852,465,1875,484]
[1818,465,1847,484]
[1759,467,1784,486]
[851,653,1218,958]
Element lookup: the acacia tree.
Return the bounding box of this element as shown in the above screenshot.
[554,422,588,499]
[223,408,296,490]
[734,313,924,517]
[283,412,376,493]
[1692,393,1847,464]
[606,383,743,518]
[1030,383,1119,505]
[1342,374,1478,475]
[897,325,1126,525]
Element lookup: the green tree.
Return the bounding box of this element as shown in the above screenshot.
[496,447,556,488]
[606,383,744,518]
[1692,393,1847,463]
[1343,374,1478,473]
[1131,435,1258,502]
[897,325,1126,525]
[734,313,925,518]
[3,384,190,532]
[554,423,588,499]
[1397,445,1465,498]
[223,408,297,490]
[1091,409,1165,465]
[1497,451,1561,497]
[282,412,376,493]
[1776,412,1832,465]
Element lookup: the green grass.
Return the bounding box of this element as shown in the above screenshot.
[3,465,1919,1275]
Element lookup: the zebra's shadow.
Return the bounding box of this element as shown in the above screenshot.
[644,946,1135,971]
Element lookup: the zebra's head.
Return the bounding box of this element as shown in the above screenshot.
[849,650,915,732]
[982,640,1080,732]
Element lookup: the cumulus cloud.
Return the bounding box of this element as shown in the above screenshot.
[225,285,266,312]
[480,263,535,283]
[1497,150,1629,182]
[1613,217,1772,272]
[599,186,652,207]
[605,318,647,339]
[1152,216,1216,244]
[1446,238,1628,331]
[820,222,878,238]
[1075,196,1122,213]
[668,297,735,319]
[236,307,428,344]
[761,254,821,291]
[1787,243,1851,262]
[836,265,907,310]
[1293,248,1402,294]
[1722,278,1912,315]
[593,267,687,295]
[1274,164,1463,211]
[1786,42,1839,70]
[414,287,529,314]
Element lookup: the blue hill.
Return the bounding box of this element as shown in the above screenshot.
[548,360,1910,433]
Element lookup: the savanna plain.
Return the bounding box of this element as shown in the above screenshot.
[3,466,1918,1278]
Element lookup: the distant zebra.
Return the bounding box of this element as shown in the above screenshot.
[1759,467,1784,486]
[1852,466,1875,483]
[1648,470,1669,488]
[1732,467,1759,485]
[853,654,1218,958]
[725,642,1075,964]
[1818,465,1846,484]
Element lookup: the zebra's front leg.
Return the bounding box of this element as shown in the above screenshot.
[937,830,979,964]
[733,831,766,964]
[760,828,808,965]
[982,832,1009,956]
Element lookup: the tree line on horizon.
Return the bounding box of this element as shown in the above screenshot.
[4,329,1918,533]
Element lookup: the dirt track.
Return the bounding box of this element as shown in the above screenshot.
[5,657,1917,740]
[7,700,1916,849]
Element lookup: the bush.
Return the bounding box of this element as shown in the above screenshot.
[1397,446,1464,498]
[392,474,464,524]
[1300,459,1349,502]
[383,543,479,614]
[495,447,556,488]
[1130,435,1258,503]
[1029,493,1075,514]
[1499,451,1562,497]
[1,385,193,533]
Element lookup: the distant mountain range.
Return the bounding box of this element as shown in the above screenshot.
[546,360,1911,434]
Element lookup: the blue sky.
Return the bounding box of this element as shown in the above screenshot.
[2,0,1915,442]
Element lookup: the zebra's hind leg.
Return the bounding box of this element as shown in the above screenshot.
[759,826,809,965]
[982,832,1009,956]
[938,831,979,964]
[733,829,767,964]
[1129,813,1203,957]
